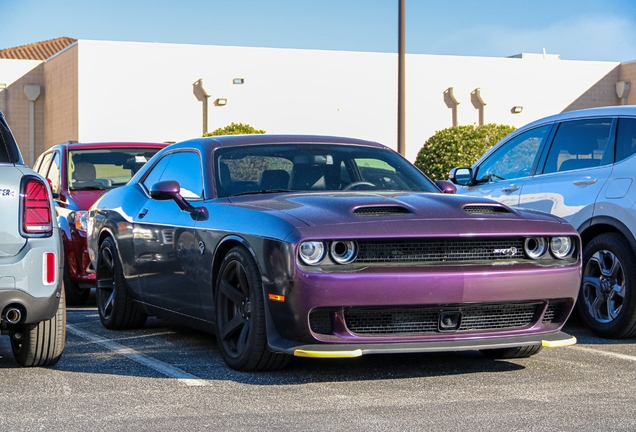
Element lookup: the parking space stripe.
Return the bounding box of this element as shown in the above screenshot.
[66,324,210,386]
[571,345,636,362]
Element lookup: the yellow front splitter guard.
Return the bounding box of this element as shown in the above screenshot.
[294,349,363,359]
[542,335,577,348]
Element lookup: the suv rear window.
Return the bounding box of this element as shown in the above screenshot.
[0,114,20,164]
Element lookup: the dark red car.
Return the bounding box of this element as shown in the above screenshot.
[34,142,166,305]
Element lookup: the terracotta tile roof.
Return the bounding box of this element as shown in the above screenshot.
[0,37,77,60]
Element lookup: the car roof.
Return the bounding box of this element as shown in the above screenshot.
[172,134,388,151]
[520,105,636,131]
[53,142,168,150]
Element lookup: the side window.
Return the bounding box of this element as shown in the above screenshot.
[143,152,203,199]
[47,152,61,194]
[543,118,612,174]
[476,125,550,183]
[615,118,636,163]
[36,152,53,177]
[142,154,172,192]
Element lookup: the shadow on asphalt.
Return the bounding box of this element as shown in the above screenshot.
[1,304,634,385]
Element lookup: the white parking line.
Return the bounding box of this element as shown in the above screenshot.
[66,324,210,386]
[570,345,636,362]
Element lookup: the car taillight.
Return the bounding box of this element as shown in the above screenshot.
[21,176,53,236]
[43,251,57,285]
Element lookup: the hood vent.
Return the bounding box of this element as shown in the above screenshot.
[464,205,511,215]
[354,206,411,216]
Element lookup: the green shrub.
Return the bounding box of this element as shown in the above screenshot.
[414,124,516,181]
[203,122,265,137]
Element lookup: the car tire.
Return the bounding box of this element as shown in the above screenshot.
[577,233,636,338]
[96,237,147,330]
[480,345,542,359]
[11,286,66,367]
[215,246,290,371]
[63,258,90,306]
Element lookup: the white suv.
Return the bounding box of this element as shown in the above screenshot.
[0,111,65,366]
[450,106,636,339]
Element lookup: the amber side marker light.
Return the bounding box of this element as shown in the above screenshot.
[268,294,285,302]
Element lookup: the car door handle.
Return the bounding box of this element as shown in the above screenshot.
[500,185,520,193]
[573,177,597,186]
[138,208,148,219]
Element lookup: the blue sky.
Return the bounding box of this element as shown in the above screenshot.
[2,0,636,62]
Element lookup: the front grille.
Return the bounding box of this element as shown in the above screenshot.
[354,206,411,216]
[356,238,525,264]
[464,205,511,215]
[342,303,540,335]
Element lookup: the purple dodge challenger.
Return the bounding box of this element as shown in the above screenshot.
[87,135,581,371]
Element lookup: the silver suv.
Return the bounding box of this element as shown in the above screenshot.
[450,106,636,339]
[0,111,65,366]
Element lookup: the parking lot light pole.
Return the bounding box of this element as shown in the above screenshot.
[398,0,406,156]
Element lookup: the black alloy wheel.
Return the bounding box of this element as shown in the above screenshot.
[96,237,147,330]
[215,246,289,371]
[578,233,636,338]
[63,258,90,306]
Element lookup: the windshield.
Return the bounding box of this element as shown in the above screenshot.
[214,143,438,198]
[68,148,161,191]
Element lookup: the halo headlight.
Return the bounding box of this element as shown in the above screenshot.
[299,241,326,265]
[330,240,357,264]
[550,237,573,259]
[524,237,547,259]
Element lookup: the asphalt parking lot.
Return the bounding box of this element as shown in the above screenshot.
[1,300,636,431]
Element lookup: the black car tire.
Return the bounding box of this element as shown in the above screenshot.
[11,287,66,367]
[577,233,636,338]
[215,246,290,371]
[63,258,90,306]
[96,237,147,330]
[480,345,542,359]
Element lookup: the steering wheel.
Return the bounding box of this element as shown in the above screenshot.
[343,181,376,190]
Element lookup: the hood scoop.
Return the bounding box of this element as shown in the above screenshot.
[463,205,511,215]
[354,206,411,216]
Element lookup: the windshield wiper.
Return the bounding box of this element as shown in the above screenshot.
[231,189,292,197]
[72,186,106,191]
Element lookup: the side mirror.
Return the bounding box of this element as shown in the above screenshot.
[449,167,473,186]
[150,180,208,221]
[435,180,457,194]
[150,180,180,200]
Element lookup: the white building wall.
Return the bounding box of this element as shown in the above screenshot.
[76,40,620,162]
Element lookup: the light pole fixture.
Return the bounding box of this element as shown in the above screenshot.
[192,79,211,135]
[24,84,41,167]
[471,88,486,126]
[616,81,631,105]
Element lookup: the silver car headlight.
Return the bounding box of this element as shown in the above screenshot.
[299,241,326,265]
[524,237,547,259]
[550,236,573,259]
[330,240,357,264]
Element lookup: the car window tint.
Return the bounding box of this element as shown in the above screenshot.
[615,118,636,163]
[148,151,203,199]
[47,152,61,194]
[476,125,550,183]
[143,154,172,192]
[543,118,612,174]
[215,144,437,197]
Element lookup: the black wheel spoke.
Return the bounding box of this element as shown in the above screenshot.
[219,278,246,306]
[236,320,251,353]
[220,315,245,341]
[96,277,114,290]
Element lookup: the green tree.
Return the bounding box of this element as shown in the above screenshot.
[414,123,516,181]
[203,122,265,137]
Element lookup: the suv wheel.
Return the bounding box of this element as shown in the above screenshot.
[11,287,66,367]
[578,233,636,338]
